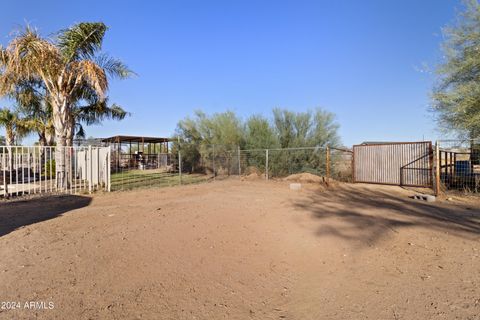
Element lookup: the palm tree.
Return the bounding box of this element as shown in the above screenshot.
[9,79,55,147]
[0,107,30,172]
[0,22,132,187]
[12,79,129,146]
[0,107,30,146]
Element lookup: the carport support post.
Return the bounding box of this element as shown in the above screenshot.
[435,141,440,196]
[265,149,269,180]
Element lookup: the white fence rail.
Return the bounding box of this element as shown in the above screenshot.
[1,146,110,198]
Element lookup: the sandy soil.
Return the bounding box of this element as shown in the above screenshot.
[0,179,479,319]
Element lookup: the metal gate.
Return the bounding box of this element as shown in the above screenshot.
[1,145,111,198]
[353,142,433,187]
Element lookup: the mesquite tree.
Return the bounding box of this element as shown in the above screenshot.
[432,0,480,137]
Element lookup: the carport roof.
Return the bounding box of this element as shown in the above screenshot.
[101,135,171,144]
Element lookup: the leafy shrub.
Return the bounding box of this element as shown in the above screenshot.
[44,159,56,178]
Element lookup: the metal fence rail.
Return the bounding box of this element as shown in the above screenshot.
[436,139,480,193]
[1,145,110,198]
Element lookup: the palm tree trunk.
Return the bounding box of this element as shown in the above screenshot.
[38,132,47,147]
[46,130,55,146]
[52,97,69,190]
[38,132,47,162]
[66,116,75,147]
[65,115,75,188]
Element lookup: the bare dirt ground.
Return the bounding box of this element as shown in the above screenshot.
[0,179,479,319]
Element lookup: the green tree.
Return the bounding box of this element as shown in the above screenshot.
[244,115,279,149]
[432,0,480,137]
[272,108,339,148]
[0,107,30,146]
[0,107,31,171]
[174,108,341,176]
[174,110,244,172]
[270,108,340,177]
[10,80,55,146]
[173,114,203,172]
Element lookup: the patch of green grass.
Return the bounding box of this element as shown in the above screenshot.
[111,170,210,191]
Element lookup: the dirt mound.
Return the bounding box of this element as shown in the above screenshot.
[241,166,263,181]
[283,173,337,186]
[245,166,262,175]
[242,172,262,181]
[284,173,324,183]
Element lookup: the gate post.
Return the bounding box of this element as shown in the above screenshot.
[351,146,355,183]
[435,141,440,196]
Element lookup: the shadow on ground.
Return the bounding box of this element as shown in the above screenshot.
[293,184,480,246]
[0,195,92,237]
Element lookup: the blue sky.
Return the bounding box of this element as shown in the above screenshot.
[0,0,461,146]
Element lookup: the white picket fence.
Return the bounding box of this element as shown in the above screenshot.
[0,146,110,198]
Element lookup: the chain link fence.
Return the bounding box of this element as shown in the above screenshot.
[436,139,480,193]
[193,146,353,182]
[110,152,212,191]
[330,147,354,182]
[109,145,353,191]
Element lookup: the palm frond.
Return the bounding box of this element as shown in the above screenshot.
[0,27,62,95]
[75,123,86,139]
[57,22,107,61]
[68,59,108,97]
[95,53,135,79]
[76,99,130,125]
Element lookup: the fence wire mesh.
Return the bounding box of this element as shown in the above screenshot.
[330,148,354,182]
[437,139,480,193]
[199,146,352,182]
[111,148,212,191]
[108,145,352,191]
